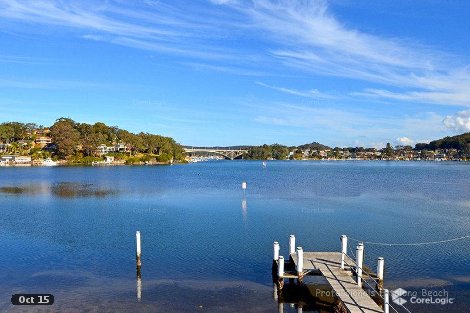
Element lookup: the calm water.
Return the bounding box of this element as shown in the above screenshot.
[0,161,469,312]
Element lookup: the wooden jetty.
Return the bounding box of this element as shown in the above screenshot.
[272,235,389,313]
[291,252,382,313]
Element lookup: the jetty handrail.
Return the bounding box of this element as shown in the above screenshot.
[342,249,412,313]
[342,253,402,313]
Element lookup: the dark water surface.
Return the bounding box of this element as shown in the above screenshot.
[0,161,469,312]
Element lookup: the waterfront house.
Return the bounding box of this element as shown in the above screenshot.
[14,156,32,164]
[96,144,110,155]
[34,129,50,136]
[0,143,10,153]
[17,139,32,147]
[35,136,52,148]
[95,143,130,156]
[0,155,31,164]
[0,155,14,163]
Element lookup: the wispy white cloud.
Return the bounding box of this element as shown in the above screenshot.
[0,0,241,61]
[352,87,470,107]
[1,0,470,108]
[184,63,267,76]
[255,81,335,99]
[251,101,446,146]
[443,110,470,132]
[0,54,44,65]
[0,78,115,90]
[226,0,470,107]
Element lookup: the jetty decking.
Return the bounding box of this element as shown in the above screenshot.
[272,235,389,313]
[290,251,383,313]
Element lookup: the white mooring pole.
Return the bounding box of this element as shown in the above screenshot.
[340,235,348,270]
[384,289,390,313]
[241,182,247,195]
[289,234,296,255]
[356,242,364,286]
[278,256,285,277]
[273,242,280,261]
[377,257,384,290]
[296,247,304,275]
[136,231,142,268]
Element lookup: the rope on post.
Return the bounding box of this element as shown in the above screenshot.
[348,235,470,246]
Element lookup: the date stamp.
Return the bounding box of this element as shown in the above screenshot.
[11,294,54,305]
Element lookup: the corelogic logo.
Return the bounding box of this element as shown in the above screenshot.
[391,288,407,305]
[391,288,455,306]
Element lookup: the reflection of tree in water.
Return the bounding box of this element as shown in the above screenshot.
[0,182,117,198]
[51,182,117,198]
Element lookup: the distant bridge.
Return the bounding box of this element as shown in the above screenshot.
[184,148,248,160]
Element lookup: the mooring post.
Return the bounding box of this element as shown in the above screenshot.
[289,234,295,256]
[278,256,285,289]
[278,302,284,313]
[297,304,303,313]
[356,242,364,286]
[136,231,142,269]
[377,257,384,291]
[272,241,280,274]
[274,241,280,261]
[384,289,390,313]
[278,256,285,277]
[296,247,304,281]
[241,181,247,196]
[340,235,348,270]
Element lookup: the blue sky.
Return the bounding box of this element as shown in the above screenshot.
[1,0,470,147]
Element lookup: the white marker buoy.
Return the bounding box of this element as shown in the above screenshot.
[136,231,142,268]
[241,182,247,190]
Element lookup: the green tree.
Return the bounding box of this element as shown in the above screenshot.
[385,142,393,157]
[50,118,80,158]
[0,124,15,143]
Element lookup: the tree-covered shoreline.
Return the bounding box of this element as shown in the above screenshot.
[0,118,185,165]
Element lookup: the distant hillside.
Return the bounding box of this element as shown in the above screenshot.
[298,142,331,151]
[415,132,470,150]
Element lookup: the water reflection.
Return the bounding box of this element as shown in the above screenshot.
[241,198,247,223]
[136,276,142,301]
[0,182,117,198]
[273,275,340,312]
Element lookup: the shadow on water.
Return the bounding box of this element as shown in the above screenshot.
[0,182,118,198]
[273,278,344,313]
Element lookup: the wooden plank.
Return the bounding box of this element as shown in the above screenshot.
[291,252,383,313]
